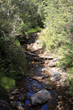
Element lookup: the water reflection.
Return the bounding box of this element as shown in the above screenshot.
[24,77,57,110]
[25,100,31,105]
[40,103,48,110]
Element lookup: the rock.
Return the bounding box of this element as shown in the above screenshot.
[11,101,16,107]
[10,96,15,100]
[32,76,44,81]
[47,56,53,60]
[16,101,22,106]
[49,70,61,77]
[58,96,62,100]
[40,56,53,60]
[60,81,70,87]
[60,77,66,83]
[50,76,60,82]
[18,94,26,101]
[49,70,61,82]
[17,106,24,110]
[43,75,49,79]
[42,68,48,71]
[30,89,51,105]
[11,101,22,108]
[53,58,58,62]
[11,89,19,95]
[48,62,56,67]
[36,40,40,44]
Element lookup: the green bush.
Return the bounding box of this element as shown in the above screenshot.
[27,26,41,34]
[0,37,27,78]
[39,0,73,59]
[67,68,73,96]
[0,76,16,91]
[39,0,73,97]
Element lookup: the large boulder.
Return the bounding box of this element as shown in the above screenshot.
[30,89,51,105]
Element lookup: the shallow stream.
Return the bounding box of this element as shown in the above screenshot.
[11,33,73,110]
[23,76,57,110]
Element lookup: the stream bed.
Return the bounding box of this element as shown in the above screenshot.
[23,76,57,110]
[10,33,73,110]
[10,74,72,110]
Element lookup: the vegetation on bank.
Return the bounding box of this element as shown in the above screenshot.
[0,77,15,91]
[39,0,73,96]
[0,37,27,91]
[0,0,43,91]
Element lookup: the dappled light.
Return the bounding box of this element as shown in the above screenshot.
[0,0,73,110]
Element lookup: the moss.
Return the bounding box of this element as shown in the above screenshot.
[15,39,20,46]
[27,26,41,34]
[0,77,16,91]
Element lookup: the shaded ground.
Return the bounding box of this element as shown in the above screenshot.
[0,86,13,110]
[10,33,73,110]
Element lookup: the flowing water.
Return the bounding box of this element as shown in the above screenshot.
[10,33,73,110]
[23,76,57,110]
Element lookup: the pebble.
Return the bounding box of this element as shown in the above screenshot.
[10,96,15,100]
[17,106,25,110]
[58,96,62,100]
[11,89,19,95]
[28,103,32,106]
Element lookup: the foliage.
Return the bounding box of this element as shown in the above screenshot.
[67,68,73,96]
[27,26,41,34]
[39,0,73,96]
[0,0,44,37]
[0,76,16,91]
[0,37,27,78]
[39,0,73,66]
[0,0,44,75]
[0,0,44,90]
[40,0,73,53]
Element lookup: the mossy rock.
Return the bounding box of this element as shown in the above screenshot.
[0,77,16,91]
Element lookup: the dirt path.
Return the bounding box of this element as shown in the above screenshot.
[10,33,73,110]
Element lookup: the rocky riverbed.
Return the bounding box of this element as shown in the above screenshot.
[10,33,73,110]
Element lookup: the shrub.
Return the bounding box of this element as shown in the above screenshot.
[27,26,41,34]
[0,76,16,91]
[0,37,27,78]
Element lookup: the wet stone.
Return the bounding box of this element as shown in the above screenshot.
[31,89,51,105]
[50,76,61,82]
[17,106,25,110]
[32,76,44,81]
[11,89,19,95]
[10,96,15,100]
